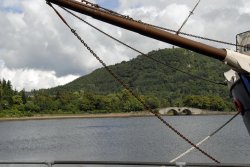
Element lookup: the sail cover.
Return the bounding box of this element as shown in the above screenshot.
[236,31,250,56]
[241,74,250,95]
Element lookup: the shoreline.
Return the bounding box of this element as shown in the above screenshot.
[0,111,237,122]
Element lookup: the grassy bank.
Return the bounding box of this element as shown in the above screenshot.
[0,112,154,121]
[0,110,238,122]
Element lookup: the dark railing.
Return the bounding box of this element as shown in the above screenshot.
[0,161,250,167]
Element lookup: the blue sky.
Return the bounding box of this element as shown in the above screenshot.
[95,0,119,10]
[0,0,23,13]
[1,6,23,13]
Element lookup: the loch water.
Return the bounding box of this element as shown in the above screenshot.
[0,115,250,165]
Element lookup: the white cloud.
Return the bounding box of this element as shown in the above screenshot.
[164,4,190,27]
[0,60,79,91]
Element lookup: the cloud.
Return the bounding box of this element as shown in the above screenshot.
[0,59,79,91]
[0,0,250,91]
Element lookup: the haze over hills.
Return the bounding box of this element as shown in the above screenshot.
[47,48,232,107]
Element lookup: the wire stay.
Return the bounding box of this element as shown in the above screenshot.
[170,112,240,162]
[79,0,242,48]
[60,6,226,86]
[47,2,220,163]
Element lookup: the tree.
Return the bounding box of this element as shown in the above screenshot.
[12,95,23,105]
[145,96,160,109]
[78,97,95,112]
[20,89,27,104]
[183,95,227,111]
[25,101,40,112]
[6,80,12,90]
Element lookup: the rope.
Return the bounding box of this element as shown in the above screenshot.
[176,0,200,35]
[170,112,240,162]
[60,7,226,86]
[79,0,243,48]
[47,2,220,163]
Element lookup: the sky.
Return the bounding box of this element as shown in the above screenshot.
[0,0,250,91]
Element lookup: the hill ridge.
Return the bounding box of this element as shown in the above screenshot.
[47,48,233,110]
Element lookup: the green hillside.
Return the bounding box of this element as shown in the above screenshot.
[0,48,235,118]
[48,48,233,109]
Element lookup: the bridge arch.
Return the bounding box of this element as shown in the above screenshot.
[168,109,179,115]
[182,108,192,115]
[159,107,203,115]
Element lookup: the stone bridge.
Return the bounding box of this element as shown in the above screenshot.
[158,107,204,115]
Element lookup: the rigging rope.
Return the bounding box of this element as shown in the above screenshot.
[79,0,243,48]
[60,6,226,86]
[170,111,240,162]
[47,2,220,163]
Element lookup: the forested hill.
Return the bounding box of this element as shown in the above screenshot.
[48,48,232,109]
[0,48,235,118]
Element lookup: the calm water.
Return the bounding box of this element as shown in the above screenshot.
[0,115,250,165]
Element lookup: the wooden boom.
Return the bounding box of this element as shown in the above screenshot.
[46,0,227,61]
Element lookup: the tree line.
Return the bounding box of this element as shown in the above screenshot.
[0,79,160,117]
[0,78,234,118]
